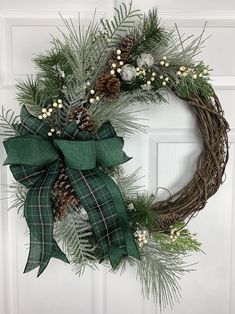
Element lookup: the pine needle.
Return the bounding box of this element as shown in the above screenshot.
[0,106,20,138]
[137,240,193,311]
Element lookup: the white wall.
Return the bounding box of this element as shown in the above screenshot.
[0,1,235,313]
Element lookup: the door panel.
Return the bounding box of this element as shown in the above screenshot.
[0,1,235,313]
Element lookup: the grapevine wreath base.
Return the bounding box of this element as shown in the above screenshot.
[0,2,229,310]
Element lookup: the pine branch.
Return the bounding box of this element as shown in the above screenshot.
[92,2,141,84]
[54,208,99,275]
[16,77,47,116]
[6,182,27,215]
[90,89,165,135]
[114,167,143,196]
[130,8,169,57]
[0,106,20,138]
[155,232,202,255]
[137,240,193,310]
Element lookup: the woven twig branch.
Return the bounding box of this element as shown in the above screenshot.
[151,91,230,229]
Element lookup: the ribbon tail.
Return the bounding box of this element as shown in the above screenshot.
[66,167,140,268]
[109,247,126,268]
[51,240,69,263]
[23,160,68,276]
[95,168,140,264]
[37,241,69,277]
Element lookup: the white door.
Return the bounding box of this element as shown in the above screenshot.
[0,1,235,314]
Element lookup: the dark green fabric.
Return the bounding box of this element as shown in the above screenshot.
[10,161,69,276]
[65,167,140,267]
[4,135,59,166]
[4,136,130,170]
[3,106,140,275]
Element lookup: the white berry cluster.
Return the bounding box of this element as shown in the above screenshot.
[159,56,170,67]
[47,128,61,137]
[134,229,148,247]
[177,66,208,79]
[110,49,123,75]
[38,99,63,120]
[89,89,100,104]
[138,70,157,89]
[159,74,170,86]
[169,226,198,242]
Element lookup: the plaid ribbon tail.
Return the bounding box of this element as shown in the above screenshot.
[10,161,68,276]
[95,168,140,265]
[66,167,140,267]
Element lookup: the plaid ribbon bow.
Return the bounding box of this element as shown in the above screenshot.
[3,106,140,276]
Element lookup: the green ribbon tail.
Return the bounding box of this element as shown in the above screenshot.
[66,167,140,268]
[22,160,69,277]
[95,168,140,266]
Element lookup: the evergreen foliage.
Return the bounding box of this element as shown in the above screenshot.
[0,106,20,138]
[54,208,100,275]
[137,240,192,310]
[3,2,210,307]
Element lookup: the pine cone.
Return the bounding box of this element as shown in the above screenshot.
[96,74,121,100]
[117,35,134,61]
[67,107,93,132]
[108,35,134,67]
[52,166,79,220]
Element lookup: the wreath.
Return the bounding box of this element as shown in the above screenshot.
[0,3,229,310]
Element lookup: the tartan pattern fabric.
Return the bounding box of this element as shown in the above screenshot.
[64,120,140,265]
[4,106,140,274]
[65,167,126,257]
[20,106,50,138]
[10,160,68,276]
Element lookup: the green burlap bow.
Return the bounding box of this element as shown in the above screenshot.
[3,106,140,276]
